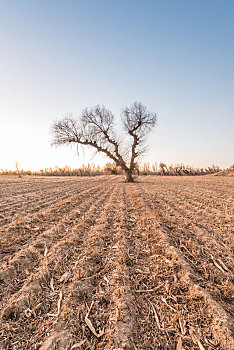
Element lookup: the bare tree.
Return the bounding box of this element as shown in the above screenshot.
[51,102,157,182]
[159,162,168,175]
[15,161,22,178]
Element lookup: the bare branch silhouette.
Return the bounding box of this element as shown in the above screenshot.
[51,102,157,182]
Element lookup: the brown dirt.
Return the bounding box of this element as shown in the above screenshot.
[0,175,233,349]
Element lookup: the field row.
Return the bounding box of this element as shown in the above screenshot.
[0,175,233,349]
[0,176,109,226]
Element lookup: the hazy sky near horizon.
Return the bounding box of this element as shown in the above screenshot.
[0,0,233,171]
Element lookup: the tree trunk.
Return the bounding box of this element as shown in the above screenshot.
[125,170,134,182]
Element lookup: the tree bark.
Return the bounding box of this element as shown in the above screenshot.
[124,169,134,182]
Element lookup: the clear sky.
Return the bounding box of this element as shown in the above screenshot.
[0,0,233,171]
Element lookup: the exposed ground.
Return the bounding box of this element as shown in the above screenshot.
[0,175,233,350]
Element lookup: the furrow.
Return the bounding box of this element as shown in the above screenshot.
[0,181,109,262]
[141,184,233,258]
[0,182,116,349]
[35,183,122,349]
[132,183,233,349]
[0,182,112,303]
[139,185,234,316]
[0,178,107,226]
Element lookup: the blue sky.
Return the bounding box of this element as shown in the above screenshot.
[0,0,233,170]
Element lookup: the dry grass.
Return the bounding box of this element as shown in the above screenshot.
[214,168,234,177]
[0,175,233,349]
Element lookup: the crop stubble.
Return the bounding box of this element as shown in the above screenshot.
[0,175,233,349]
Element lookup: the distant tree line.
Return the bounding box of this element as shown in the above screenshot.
[0,164,103,177]
[0,162,225,177]
[103,162,223,176]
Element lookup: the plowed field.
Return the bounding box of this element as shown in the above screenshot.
[0,175,233,350]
